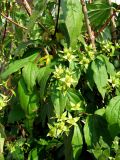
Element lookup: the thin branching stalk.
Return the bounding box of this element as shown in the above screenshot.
[80,0,96,50]
[22,0,32,16]
[1,12,27,30]
[95,12,116,37]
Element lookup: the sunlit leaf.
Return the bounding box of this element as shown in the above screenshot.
[72,124,83,159]
[22,62,39,92]
[1,53,39,79]
[106,96,120,137]
[61,0,83,48]
[84,115,111,147]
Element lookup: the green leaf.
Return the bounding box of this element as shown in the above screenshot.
[18,77,38,133]
[8,105,25,123]
[22,62,39,92]
[40,101,54,127]
[66,88,85,112]
[18,78,30,114]
[28,148,38,160]
[67,88,84,104]
[14,40,40,57]
[51,90,66,116]
[94,108,105,116]
[89,56,108,98]
[100,55,115,76]
[90,137,110,159]
[0,154,4,160]
[24,118,35,134]
[1,53,39,79]
[87,1,110,29]
[18,78,38,117]
[37,66,53,99]
[105,96,120,137]
[37,67,47,82]
[64,130,73,160]
[61,0,83,48]
[72,124,83,160]
[84,115,111,148]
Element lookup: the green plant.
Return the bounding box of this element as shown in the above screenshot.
[0,0,120,159]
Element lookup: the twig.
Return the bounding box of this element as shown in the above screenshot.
[22,0,32,16]
[95,12,115,37]
[80,0,96,50]
[43,47,49,55]
[38,22,51,35]
[95,5,120,38]
[1,12,27,30]
[53,0,61,38]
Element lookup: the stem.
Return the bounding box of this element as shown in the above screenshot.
[1,12,27,30]
[95,12,115,37]
[22,0,32,16]
[53,0,61,38]
[80,0,96,50]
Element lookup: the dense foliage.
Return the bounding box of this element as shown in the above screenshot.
[0,0,120,159]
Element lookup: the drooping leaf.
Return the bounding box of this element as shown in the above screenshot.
[18,78,39,133]
[18,78,30,114]
[105,96,120,137]
[84,114,111,148]
[51,90,66,116]
[100,55,115,76]
[72,124,83,159]
[66,88,85,112]
[37,67,47,82]
[1,53,39,79]
[66,88,84,104]
[88,56,108,98]
[61,0,83,48]
[37,66,53,99]
[22,62,39,92]
[18,77,38,117]
[40,100,54,127]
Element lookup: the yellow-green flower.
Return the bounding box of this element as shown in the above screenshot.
[67,113,79,126]
[70,102,81,111]
[53,65,64,79]
[60,74,76,88]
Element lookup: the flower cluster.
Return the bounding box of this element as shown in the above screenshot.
[53,65,77,93]
[79,44,95,69]
[100,41,115,56]
[0,94,9,110]
[59,47,76,63]
[107,71,120,89]
[47,112,79,138]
